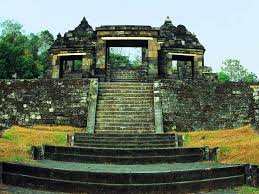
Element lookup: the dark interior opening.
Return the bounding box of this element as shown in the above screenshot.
[59,55,83,78]
[106,40,148,48]
[171,55,194,79]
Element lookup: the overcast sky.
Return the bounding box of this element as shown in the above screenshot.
[0,0,258,74]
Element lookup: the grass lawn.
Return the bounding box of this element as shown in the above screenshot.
[182,126,259,165]
[0,125,83,162]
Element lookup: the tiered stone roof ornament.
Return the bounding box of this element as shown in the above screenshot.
[159,16,205,50]
[52,17,95,51]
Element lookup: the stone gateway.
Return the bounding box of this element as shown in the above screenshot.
[1,17,259,132]
[49,17,214,82]
[0,17,258,194]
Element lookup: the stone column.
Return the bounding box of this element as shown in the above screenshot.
[194,54,204,79]
[147,38,160,80]
[96,39,106,80]
[87,79,98,133]
[51,55,60,79]
[82,53,93,78]
[154,81,164,133]
[165,53,173,78]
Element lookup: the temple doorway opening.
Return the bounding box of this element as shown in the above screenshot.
[106,40,148,82]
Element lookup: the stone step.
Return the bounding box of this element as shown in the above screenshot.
[95,118,154,123]
[98,93,154,97]
[97,103,152,108]
[95,123,154,128]
[95,129,155,134]
[99,82,153,87]
[96,110,153,115]
[99,85,154,90]
[74,136,176,142]
[111,79,141,82]
[73,143,176,148]
[48,153,205,164]
[98,96,153,100]
[74,133,175,138]
[99,89,153,94]
[46,146,199,156]
[95,126,155,131]
[96,106,153,112]
[2,162,246,193]
[98,99,154,105]
[74,139,175,145]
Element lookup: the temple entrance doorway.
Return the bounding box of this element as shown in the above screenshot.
[106,40,148,82]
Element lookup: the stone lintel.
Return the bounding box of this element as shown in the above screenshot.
[57,52,87,57]
[101,37,153,40]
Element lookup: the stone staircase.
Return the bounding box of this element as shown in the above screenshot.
[110,69,142,82]
[1,133,255,193]
[1,81,258,193]
[95,82,155,133]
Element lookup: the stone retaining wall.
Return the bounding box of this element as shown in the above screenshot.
[0,79,258,132]
[159,80,254,132]
[0,79,90,128]
[250,85,259,130]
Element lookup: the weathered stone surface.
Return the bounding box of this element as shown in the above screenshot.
[158,80,254,132]
[0,79,90,127]
[49,17,215,81]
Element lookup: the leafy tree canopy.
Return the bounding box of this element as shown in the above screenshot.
[0,19,54,79]
[217,59,257,82]
[109,47,142,69]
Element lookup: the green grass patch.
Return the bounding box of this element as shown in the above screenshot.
[183,134,191,146]
[220,145,231,156]
[2,129,18,141]
[238,186,259,194]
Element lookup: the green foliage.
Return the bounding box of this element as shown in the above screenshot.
[218,59,257,82]
[242,72,258,83]
[183,134,191,146]
[2,129,17,141]
[0,19,54,79]
[109,52,132,67]
[109,47,142,69]
[219,145,230,156]
[238,186,259,194]
[217,71,230,82]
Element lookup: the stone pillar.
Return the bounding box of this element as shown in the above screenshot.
[250,86,259,129]
[147,38,160,80]
[51,55,60,79]
[165,53,173,78]
[87,79,98,133]
[194,54,204,79]
[96,39,106,80]
[154,81,164,133]
[82,53,93,78]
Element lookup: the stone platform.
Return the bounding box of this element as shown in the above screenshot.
[1,161,246,194]
[1,133,257,193]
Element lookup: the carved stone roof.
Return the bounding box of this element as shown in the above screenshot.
[51,17,205,52]
[51,17,95,51]
[159,17,205,51]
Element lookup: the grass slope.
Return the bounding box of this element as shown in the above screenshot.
[182,126,259,164]
[0,125,83,162]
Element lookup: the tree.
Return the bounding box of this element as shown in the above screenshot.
[0,19,54,79]
[242,72,257,83]
[217,59,257,82]
[109,48,132,68]
[217,71,230,82]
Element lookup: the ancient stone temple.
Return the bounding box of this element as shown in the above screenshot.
[1,17,258,194]
[49,17,214,81]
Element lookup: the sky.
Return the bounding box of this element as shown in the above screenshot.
[0,0,258,74]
